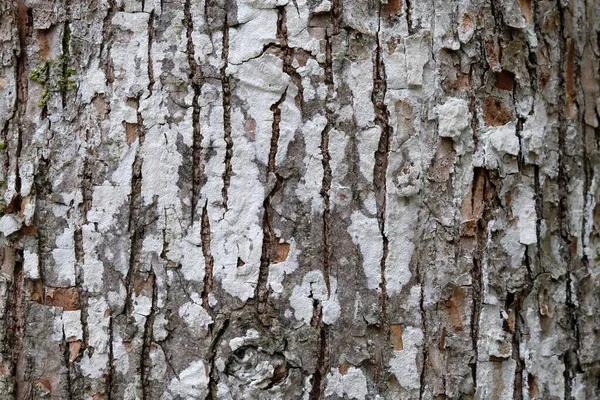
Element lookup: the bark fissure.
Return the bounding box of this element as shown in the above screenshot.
[556,4,582,397]
[206,316,230,400]
[320,31,334,297]
[140,271,157,400]
[201,201,215,310]
[308,326,328,400]
[184,0,205,223]
[221,16,233,211]
[373,11,391,339]
[256,86,287,318]
[277,6,304,109]
[147,10,155,94]
[123,104,146,315]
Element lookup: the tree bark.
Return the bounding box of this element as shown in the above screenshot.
[0,0,598,398]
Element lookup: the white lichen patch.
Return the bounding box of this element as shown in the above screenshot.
[512,184,537,245]
[295,115,327,214]
[324,366,369,400]
[348,211,383,291]
[346,59,375,129]
[389,326,423,391]
[52,227,76,286]
[289,270,341,325]
[80,297,110,379]
[179,293,213,337]
[23,249,40,279]
[228,329,260,351]
[473,122,519,173]
[165,360,209,399]
[62,310,83,341]
[435,98,472,155]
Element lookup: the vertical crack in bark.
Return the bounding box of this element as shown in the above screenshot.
[556,4,581,396]
[107,314,115,399]
[257,89,287,319]
[75,150,93,352]
[140,271,157,400]
[267,89,288,174]
[184,0,204,223]
[147,10,155,95]
[405,0,414,35]
[100,0,117,76]
[221,15,233,211]
[62,323,74,399]
[417,260,427,400]
[509,292,524,400]
[277,6,304,109]
[60,21,71,107]
[533,165,543,266]
[7,3,31,396]
[319,31,334,297]
[200,201,215,310]
[331,0,341,35]
[469,169,485,394]
[320,122,332,296]
[372,8,391,340]
[8,250,24,398]
[205,316,230,400]
[123,102,146,315]
[309,325,328,400]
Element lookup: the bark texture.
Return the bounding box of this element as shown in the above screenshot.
[0,0,599,398]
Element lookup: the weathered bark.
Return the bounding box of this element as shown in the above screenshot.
[0,0,599,398]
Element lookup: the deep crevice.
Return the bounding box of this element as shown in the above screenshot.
[372,7,391,341]
[147,10,155,94]
[205,316,230,400]
[220,15,233,211]
[140,271,157,400]
[308,326,328,400]
[123,101,146,315]
[200,201,215,310]
[185,0,205,223]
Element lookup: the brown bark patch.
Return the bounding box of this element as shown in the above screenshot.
[44,287,80,310]
[528,374,539,397]
[461,13,474,32]
[439,327,447,350]
[428,137,455,182]
[494,70,515,91]
[273,241,290,263]
[30,283,80,310]
[482,97,512,126]
[382,0,402,17]
[517,0,533,24]
[506,309,515,333]
[35,378,52,393]
[565,38,576,119]
[484,40,500,71]
[133,273,154,296]
[35,29,51,58]
[390,324,403,350]
[69,340,82,361]
[338,362,351,374]
[461,169,486,236]
[569,236,578,255]
[445,287,465,331]
[125,123,138,144]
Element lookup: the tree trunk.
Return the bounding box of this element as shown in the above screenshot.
[0,0,598,398]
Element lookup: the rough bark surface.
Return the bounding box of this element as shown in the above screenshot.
[0,0,599,399]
